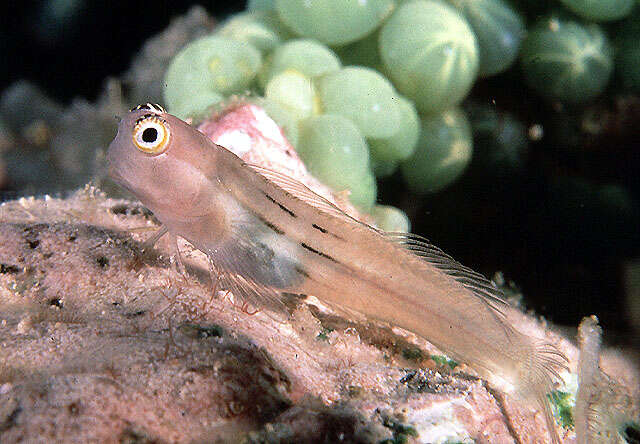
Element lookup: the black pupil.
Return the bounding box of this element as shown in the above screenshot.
[142,127,158,143]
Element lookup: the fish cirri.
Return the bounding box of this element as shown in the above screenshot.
[107,104,568,443]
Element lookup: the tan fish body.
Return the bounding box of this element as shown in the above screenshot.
[108,104,568,443]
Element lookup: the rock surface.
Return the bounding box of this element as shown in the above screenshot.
[0,189,637,443]
[1,104,639,443]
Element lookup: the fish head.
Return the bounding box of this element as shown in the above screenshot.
[107,103,222,218]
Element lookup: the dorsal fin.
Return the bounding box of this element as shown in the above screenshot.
[385,232,509,316]
[247,164,368,227]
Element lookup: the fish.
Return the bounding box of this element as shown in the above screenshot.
[107,103,569,443]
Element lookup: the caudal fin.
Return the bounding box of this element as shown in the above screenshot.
[522,341,570,444]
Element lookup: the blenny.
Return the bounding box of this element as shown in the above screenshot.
[108,104,568,443]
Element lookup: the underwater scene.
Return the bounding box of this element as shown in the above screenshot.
[1,1,639,442]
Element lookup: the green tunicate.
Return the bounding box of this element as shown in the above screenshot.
[368,96,420,163]
[237,96,298,146]
[297,115,374,209]
[318,67,401,139]
[335,30,384,71]
[260,39,341,87]
[248,0,275,10]
[558,0,633,22]
[371,158,398,178]
[401,108,473,194]
[379,0,478,113]
[265,71,318,122]
[447,0,525,77]
[520,16,613,103]
[164,36,261,117]
[248,96,300,147]
[168,91,223,121]
[257,54,274,89]
[275,0,395,46]
[217,10,290,53]
[348,169,377,211]
[372,205,411,232]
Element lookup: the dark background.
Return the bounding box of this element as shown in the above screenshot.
[2,1,639,347]
[1,1,245,102]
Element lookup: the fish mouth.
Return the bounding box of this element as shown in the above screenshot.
[106,155,122,184]
[106,154,130,191]
[107,164,132,193]
[106,139,126,185]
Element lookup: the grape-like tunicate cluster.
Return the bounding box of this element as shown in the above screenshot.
[162,0,636,226]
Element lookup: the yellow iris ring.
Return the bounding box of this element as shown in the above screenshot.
[132,116,170,154]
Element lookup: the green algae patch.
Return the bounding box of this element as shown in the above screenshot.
[431,354,459,370]
[380,417,419,444]
[316,327,334,341]
[549,390,574,429]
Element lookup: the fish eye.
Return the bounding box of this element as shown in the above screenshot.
[132,116,170,154]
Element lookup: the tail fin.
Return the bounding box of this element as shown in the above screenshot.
[521,341,570,444]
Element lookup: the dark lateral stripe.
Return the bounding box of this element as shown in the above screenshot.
[294,265,310,279]
[263,192,297,218]
[311,223,344,241]
[312,223,327,233]
[300,242,339,264]
[255,213,285,235]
